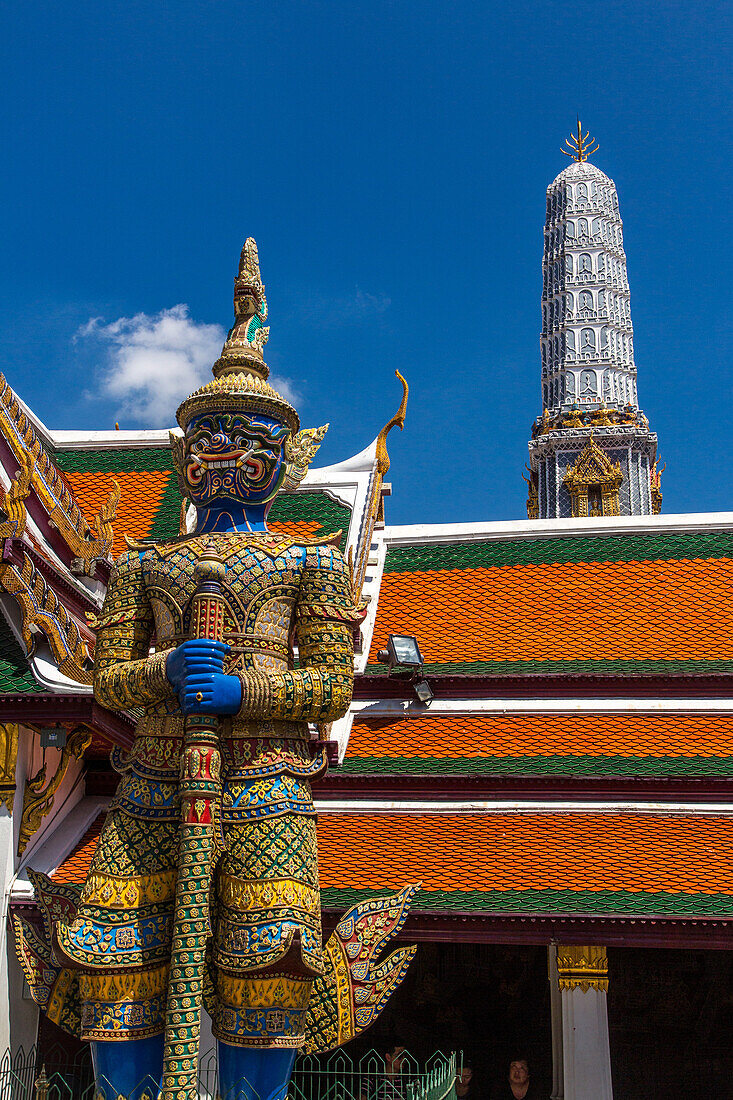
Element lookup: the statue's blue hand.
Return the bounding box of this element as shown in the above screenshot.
[179,672,243,715]
[166,639,229,687]
[166,640,241,714]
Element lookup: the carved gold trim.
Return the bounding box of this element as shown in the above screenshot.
[651,460,664,515]
[18,726,92,855]
[0,548,94,685]
[81,870,177,909]
[80,964,170,1004]
[523,467,539,520]
[0,724,19,814]
[216,972,312,1010]
[556,944,609,993]
[282,425,329,492]
[0,374,116,566]
[0,453,32,539]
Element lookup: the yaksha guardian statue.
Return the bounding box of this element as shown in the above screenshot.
[16,241,416,1100]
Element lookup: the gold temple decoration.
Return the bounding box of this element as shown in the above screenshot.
[556,944,609,993]
[0,724,20,814]
[87,479,121,562]
[18,725,92,855]
[562,120,599,163]
[0,375,116,570]
[353,371,409,597]
[523,468,539,520]
[651,459,664,515]
[0,551,94,685]
[175,238,299,435]
[282,425,329,492]
[563,435,622,517]
[0,454,33,539]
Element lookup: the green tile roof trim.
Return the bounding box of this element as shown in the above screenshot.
[54,447,173,473]
[320,887,733,917]
[0,616,43,694]
[339,755,733,777]
[364,659,733,676]
[383,531,733,572]
[269,490,351,551]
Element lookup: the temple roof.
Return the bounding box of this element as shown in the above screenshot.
[343,712,733,778]
[49,807,733,921]
[54,443,354,556]
[365,521,733,677]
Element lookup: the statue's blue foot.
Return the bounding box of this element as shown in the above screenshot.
[217,1043,297,1100]
[91,1034,164,1099]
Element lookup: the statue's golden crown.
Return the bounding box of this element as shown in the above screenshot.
[175,238,300,434]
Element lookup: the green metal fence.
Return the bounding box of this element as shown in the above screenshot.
[0,1046,460,1100]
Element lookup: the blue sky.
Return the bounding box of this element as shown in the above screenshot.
[0,1,730,525]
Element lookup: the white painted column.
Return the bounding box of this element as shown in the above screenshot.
[557,945,613,1100]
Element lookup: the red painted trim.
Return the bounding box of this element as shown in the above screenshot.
[316,773,733,801]
[0,695,134,749]
[354,673,733,700]
[321,909,733,950]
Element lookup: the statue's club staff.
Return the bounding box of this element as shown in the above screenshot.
[162,544,228,1100]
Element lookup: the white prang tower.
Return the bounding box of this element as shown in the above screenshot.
[525,124,662,519]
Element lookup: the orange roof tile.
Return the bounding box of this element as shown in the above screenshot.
[371,560,733,666]
[368,531,733,674]
[347,713,733,761]
[51,814,105,884]
[64,471,171,557]
[316,812,733,910]
[48,809,733,916]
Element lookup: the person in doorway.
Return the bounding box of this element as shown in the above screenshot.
[491,1057,539,1100]
[455,1059,477,1099]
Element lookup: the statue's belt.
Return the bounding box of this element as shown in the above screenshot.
[164,631,290,660]
[134,714,310,741]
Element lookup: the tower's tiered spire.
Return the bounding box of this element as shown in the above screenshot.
[525,126,662,519]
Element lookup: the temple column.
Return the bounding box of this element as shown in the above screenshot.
[556,945,613,1100]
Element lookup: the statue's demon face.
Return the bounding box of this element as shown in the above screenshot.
[183,411,289,506]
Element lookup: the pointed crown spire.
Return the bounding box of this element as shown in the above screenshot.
[562,120,599,163]
[175,238,299,433]
[212,237,270,381]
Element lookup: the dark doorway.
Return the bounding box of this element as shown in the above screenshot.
[609,947,733,1099]
[346,942,552,1099]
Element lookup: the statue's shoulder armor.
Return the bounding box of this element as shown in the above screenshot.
[110,546,145,575]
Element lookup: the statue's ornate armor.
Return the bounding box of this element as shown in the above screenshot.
[55,530,360,1049]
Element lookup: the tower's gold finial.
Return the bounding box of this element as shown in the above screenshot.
[562,120,599,162]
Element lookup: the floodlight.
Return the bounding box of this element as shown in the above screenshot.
[376,635,424,670]
[412,678,434,706]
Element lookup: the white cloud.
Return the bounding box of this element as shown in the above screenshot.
[79,305,224,426]
[78,305,300,426]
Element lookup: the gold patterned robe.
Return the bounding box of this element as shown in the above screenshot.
[54,531,361,1047]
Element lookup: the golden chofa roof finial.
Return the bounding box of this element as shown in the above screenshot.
[562,120,599,162]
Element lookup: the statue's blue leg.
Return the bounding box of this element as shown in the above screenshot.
[91,1034,164,1100]
[217,1043,297,1100]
